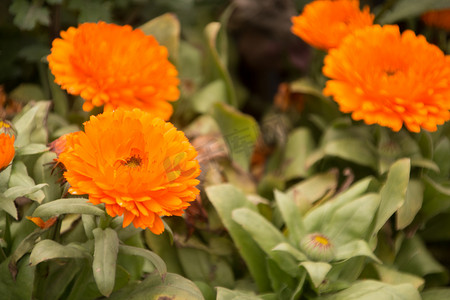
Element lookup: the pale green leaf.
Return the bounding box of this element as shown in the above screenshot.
[93,228,119,297]
[300,261,332,288]
[283,128,315,179]
[274,190,306,245]
[33,198,104,218]
[396,179,424,230]
[118,245,166,279]
[30,240,89,265]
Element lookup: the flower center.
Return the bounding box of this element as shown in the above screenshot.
[123,155,142,168]
[313,235,329,246]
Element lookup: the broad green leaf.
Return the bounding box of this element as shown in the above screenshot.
[266,258,296,298]
[0,164,12,192]
[206,184,271,292]
[274,190,306,245]
[118,245,166,279]
[335,240,380,263]
[377,0,450,24]
[33,198,104,218]
[139,13,180,64]
[177,247,234,288]
[232,207,298,276]
[324,138,377,169]
[410,158,439,173]
[108,272,204,300]
[304,177,374,233]
[2,184,48,218]
[324,193,380,244]
[192,79,227,113]
[396,179,424,230]
[33,152,63,203]
[30,240,89,265]
[82,214,96,240]
[34,260,80,300]
[8,161,46,203]
[0,256,35,300]
[283,128,315,179]
[194,281,215,300]
[395,235,447,285]
[374,159,410,233]
[216,287,261,300]
[373,264,424,290]
[15,143,48,156]
[12,101,51,147]
[93,228,119,297]
[422,288,450,300]
[145,230,183,274]
[272,243,308,262]
[205,22,237,107]
[319,280,421,300]
[213,102,259,171]
[9,230,43,276]
[300,261,332,288]
[421,176,450,221]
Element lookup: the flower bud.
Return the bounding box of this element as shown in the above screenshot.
[0,120,16,137]
[300,233,335,262]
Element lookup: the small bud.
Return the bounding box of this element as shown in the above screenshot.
[0,120,16,137]
[300,233,335,262]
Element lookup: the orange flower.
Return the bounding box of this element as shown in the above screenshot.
[0,133,14,171]
[58,109,201,234]
[48,22,179,120]
[323,25,450,132]
[291,0,373,50]
[422,9,450,32]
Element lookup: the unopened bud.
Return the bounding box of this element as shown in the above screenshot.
[300,233,335,262]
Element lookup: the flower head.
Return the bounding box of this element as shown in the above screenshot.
[422,9,450,32]
[300,233,335,262]
[0,133,15,171]
[58,109,201,234]
[323,25,450,132]
[291,0,373,50]
[48,22,179,120]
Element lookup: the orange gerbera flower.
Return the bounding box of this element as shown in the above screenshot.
[0,133,15,171]
[48,22,179,120]
[422,9,450,32]
[291,0,373,50]
[323,25,450,132]
[58,109,201,234]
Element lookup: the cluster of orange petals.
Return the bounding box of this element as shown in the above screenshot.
[58,109,201,234]
[291,0,374,50]
[48,22,179,120]
[0,133,15,171]
[323,25,450,132]
[422,9,450,32]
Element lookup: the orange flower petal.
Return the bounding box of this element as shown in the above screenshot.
[0,133,14,171]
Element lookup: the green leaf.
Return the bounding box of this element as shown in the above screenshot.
[272,242,308,262]
[324,193,380,244]
[216,287,261,300]
[374,158,410,233]
[192,80,227,113]
[274,190,306,246]
[212,102,259,171]
[33,152,63,202]
[145,230,183,274]
[32,198,104,218]
[48,69,69,117]
[377,0,450,24]
[422,288,450,300]
[1,184,48,218]
[432,137,450,179]
[30,240,89,265]
[0,256,35,300]
[396,179,424,230]
[15,143,48,156]
[139,13,180,64]
[395,235,447,285]
[206,184,271,292]
[300,261,332,288]
[93,228,119,297]
[108,272,204,300]
[9,230,43,276]
[304,177,374,233]
[118,245,166,279]
[283,128,315,179]
[319,280,421,300]
[335,240,380,263]
[373,264,424,290]
[12,101,51,147]
[323,138,377,169]
[68,0,112,23]
[232,207,298,276]
[9,0,50,30]
[9,83,45,102]
[205,22,237,107]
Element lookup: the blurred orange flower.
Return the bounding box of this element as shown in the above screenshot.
[48,22,179,120]
[422,9,450,31]
[58,109,201,234]
[291,0,373,50]
[0,133,14,171]
[323,25,450,132]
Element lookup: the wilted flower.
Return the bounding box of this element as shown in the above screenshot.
[0,132,15,171]
[291,0,373,50]
[323,25,450,132]
[422,9,450,32]
[27,216,58,229]
[58,108,201,234]
[300,233,335,262]
[48,22,179,120]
